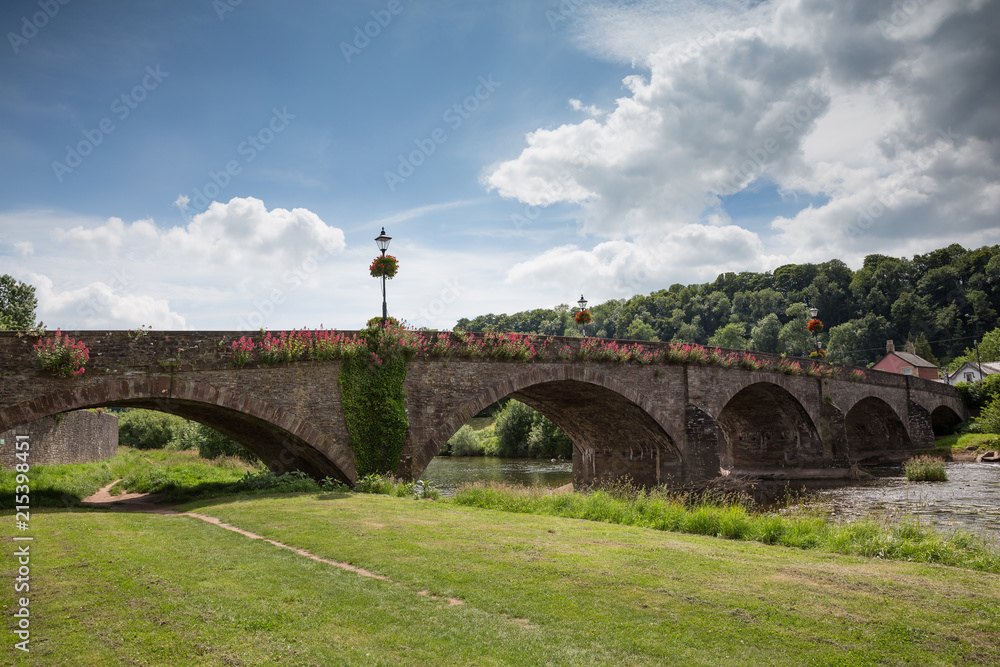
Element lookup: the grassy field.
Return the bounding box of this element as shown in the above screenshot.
[3,492,1000,666]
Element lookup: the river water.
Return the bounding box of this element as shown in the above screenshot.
[420,457,1000,541]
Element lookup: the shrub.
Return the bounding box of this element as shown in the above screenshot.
[444,424,487,456]
[904,456,948,482]
[117,409,187,450]
[973,392,1000,434]
[194,424,259,463]
[526,414,572,459]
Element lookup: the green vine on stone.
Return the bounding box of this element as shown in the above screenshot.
[338,319,421,478]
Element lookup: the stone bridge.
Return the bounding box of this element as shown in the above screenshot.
[0,331,966,488]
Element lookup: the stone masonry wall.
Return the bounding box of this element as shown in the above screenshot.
[0,410,118,469]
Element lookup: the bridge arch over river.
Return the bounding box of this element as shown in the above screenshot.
[0,331,966,488]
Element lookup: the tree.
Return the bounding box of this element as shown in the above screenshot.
[749,313,782,353]
[0,275,37,330]
[494,400,535,457]
[827,314,890,366]
[708,322,748,349]
[625,317,659,342]
[778,303,814,357]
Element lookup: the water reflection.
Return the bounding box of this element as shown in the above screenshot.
[419,456,571,496]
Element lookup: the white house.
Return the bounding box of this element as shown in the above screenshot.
[947,360,1000,385]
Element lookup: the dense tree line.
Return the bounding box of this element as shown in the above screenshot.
[456,244,1000,368]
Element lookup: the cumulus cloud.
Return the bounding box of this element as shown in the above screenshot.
[486,0,1000,282]
[2,197,348,329]
[30,274,187,330]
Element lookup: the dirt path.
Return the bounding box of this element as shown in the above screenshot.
[79,481,464,605]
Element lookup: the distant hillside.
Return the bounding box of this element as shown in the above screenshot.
[456,244,1000,368]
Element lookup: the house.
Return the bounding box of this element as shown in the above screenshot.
[873,340,941,380]
[947,360,1000,385]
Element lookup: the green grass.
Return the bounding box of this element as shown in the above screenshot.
[451,482,999,573]
[904,456,949,482]
[0,447,325,508]
[927,433,999,456]
[4,494,999,665]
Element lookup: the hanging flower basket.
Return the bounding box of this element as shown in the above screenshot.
[366,316,400,329]
[370,255,399,279]
[806,318,824,333]
[575,310,592,325]
[809,349,827,359]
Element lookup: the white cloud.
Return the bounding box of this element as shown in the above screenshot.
[30,273,187,330]
[1,197,349,329]
[13,241,33,256]
[486,0,1000,286]
[569,98,606,117]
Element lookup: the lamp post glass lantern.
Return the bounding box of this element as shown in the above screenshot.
[375,227,391,321]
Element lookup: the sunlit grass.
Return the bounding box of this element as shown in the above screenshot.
[451,481,999,572]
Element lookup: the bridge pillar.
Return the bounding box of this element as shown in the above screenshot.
[819,399,850,466]
[906,400,935,449]
[683,404,721,482]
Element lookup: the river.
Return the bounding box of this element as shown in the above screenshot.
[420,456,1000,542]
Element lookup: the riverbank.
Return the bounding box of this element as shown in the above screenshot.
[4,493,999,665]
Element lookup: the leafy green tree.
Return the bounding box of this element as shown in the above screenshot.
[778,303,814,357]
[625,317,659,342]
[526,414,572,459]
[912,333,939,366]
[708,322,748,349]
[749,313,782,353]
[947,326,1000,371]
[118,409,187,450]
[827,314,890,366]
[494,400,535,457]
[0,275,37,330]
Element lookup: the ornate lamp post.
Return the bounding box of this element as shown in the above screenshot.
[375,227,392,321]
[575,294,592,337]
[807,305,824,358]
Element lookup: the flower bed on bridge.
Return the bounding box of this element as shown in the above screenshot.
[225,325,865,381]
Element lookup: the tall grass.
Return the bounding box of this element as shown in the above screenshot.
[904,455,948,481]
[451,481,1000,573]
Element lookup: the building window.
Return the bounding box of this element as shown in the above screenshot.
[902,367,913,375]
[965,372,974,382]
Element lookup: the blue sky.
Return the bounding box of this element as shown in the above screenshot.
[2,0,998,330]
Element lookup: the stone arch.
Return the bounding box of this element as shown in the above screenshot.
[414,365,681,488]
[716,382,823,469]
[930,405,963,436]
[0,377,355,484]
[844,397,912,464]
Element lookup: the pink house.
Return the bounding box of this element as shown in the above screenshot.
[872,340,940,380]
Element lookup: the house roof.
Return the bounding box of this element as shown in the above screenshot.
[951,361,1000,376]
[888,351,938,368]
